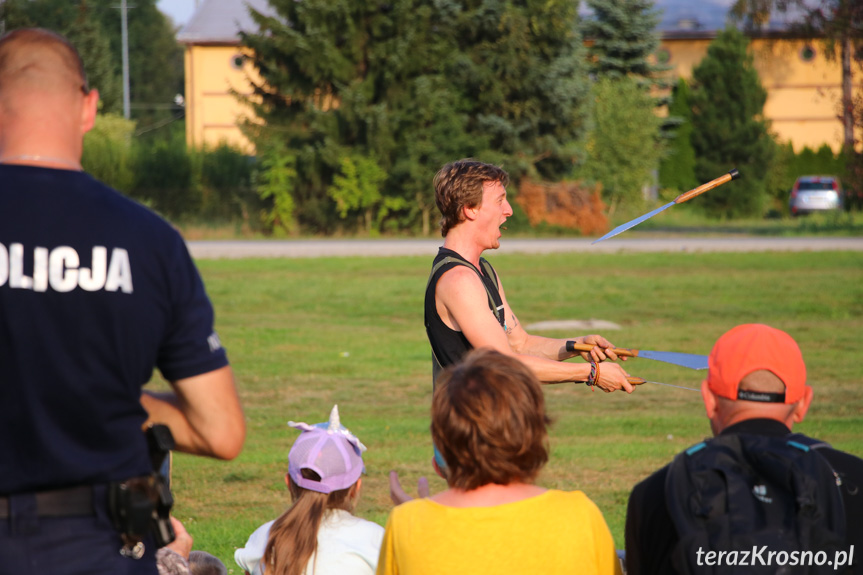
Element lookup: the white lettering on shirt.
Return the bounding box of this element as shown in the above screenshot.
[49,246,79,292]
[105,248,133,293]
[0,243,7,285]
[0,243,133,294]
[79,246,107,291]
[9,243,33,289]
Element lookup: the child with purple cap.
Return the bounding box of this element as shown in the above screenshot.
[235,406,383,575]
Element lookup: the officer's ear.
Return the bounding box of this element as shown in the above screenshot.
[80,88,99,135]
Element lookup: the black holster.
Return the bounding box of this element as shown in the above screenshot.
[107,424,176,554]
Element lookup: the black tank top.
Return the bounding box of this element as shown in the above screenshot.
[424,248,505,385]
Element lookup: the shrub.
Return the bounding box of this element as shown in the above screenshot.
[82,113,135,193]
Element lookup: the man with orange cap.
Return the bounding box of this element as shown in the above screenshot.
[624,324,863,575]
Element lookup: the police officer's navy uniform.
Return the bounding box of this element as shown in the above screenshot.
[0,164,229,574]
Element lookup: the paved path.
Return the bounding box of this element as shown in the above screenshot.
[187,237,863,259]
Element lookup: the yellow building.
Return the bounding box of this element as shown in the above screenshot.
[178,0,857,154]
[176,0,270,154]
[659,29,858,152]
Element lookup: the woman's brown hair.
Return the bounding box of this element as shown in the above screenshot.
[262,469,358,575]
[431,348,550,491]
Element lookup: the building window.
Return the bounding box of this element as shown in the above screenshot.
[655,48,671,64]
[230,54,246,70]
[800,45,816,62]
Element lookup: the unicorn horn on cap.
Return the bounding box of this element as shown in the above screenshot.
[327,404,342,432]
[288,404,367,453]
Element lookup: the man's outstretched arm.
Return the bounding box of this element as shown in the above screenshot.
[438,268,633,391]
[492,274,626,363]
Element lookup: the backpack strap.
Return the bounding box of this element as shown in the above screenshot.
[786,432,832,451]
[478,257,505,325]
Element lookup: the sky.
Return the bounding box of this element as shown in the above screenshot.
[157,0,198,28]
[155,0,741,32]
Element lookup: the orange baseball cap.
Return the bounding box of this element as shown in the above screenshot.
[706,324,807,404]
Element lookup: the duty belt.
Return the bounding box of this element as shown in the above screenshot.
[0,485,94,518]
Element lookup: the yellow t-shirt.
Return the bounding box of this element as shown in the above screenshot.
[375,489,622,575]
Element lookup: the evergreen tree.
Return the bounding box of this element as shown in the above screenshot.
[447,0,591,180]
[583,0,665,85]
[241,0,590,234]
[658,78,697,192]
[689,26,774,218]
[583,0,676,139]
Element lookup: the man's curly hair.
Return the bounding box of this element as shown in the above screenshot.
[433,159,510,237]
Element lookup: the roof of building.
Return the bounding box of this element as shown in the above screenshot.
[176,0,797,45]
[177,0,274,44]
[655,0,730,32]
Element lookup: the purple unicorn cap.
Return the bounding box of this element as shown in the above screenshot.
[287,405,367,494]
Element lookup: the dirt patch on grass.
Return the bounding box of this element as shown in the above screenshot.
[526,319,622,331]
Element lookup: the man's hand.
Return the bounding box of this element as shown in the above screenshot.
[165,517,193,560]
[578,335,626,362]
[389,470,430,505]
[593,362,634,394]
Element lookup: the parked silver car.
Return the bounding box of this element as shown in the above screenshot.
[789,176,843,216]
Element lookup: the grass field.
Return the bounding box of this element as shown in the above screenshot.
[158,250,863,571]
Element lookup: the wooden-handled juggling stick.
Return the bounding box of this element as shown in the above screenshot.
[566,341,708,370]
[592,169,741,244]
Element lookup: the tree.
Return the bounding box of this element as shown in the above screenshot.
[580,76,664,213]
[67,6,122,114]
[731,0,863,154]
[95,0,184,127]
[689,26,775,218]
[658,78,698,192]
[240,0,591,234]
[445,0,591,180]
[583,0,678,141]
[583,0,666,87]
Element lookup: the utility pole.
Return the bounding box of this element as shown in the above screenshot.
[120,0,131,119]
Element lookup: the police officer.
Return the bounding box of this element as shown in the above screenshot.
[0,28,245,574]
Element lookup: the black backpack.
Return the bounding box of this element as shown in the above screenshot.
[665,433,848,574]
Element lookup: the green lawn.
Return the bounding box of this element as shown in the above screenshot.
[159,250,863,571]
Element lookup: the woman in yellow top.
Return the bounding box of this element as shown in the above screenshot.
[376,349,623,575]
